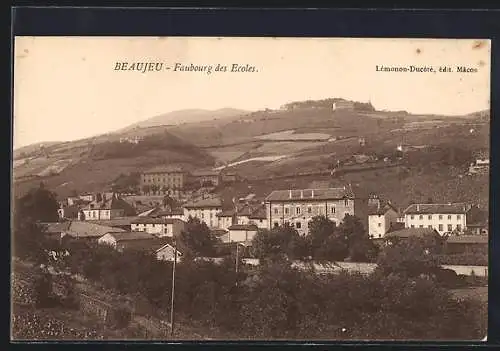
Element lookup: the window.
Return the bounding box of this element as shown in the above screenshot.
[428,215,432,220]
[296,222,302,229]
[457,224,462,231]
[378,223,382,227]
[428,225,432,229]
[419,215,423,220]
[296,207,301,215]
[448,215,452,220]
[457,215,461,220]
[308,207,312,214]
[448,224,453,231]
[411,225,415,228]
[274,222,279,228]
[410,215,414,220]
[285,208,289,215]
[344,199,349,206]
[439,224,443,231]
[274,208,278,215]
[419,225,424,228]
[331,207,336,214]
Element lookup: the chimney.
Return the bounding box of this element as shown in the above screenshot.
[311,190,315,198]
[416,204,420,211]
[300,190,304,199]
[289,190,292,199]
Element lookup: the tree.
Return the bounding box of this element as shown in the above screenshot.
[339,214,377,262]
[376,235,441,279]
[250,224,306,262]
[15,184,60,223]
[179,217,220,257]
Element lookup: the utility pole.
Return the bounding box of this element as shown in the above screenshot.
[235,243,239,287]
[170,238,177,338]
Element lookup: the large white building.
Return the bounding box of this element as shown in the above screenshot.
[130,217,186,237]
[264,185,368,236]
[368,200,399,239]
[403,203,472,235]
[183,197,223,229]
[80,193,128,221]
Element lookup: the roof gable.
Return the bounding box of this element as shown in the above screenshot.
[404,203,470,215]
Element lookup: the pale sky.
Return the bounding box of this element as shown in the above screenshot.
[13,37,491,149]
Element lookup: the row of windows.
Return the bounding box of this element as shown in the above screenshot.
[273,205,344,216]
[410,224,462,231]
[409,214,462,220]
[273,221,303,229]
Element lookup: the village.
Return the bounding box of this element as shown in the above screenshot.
[41,156,489,274]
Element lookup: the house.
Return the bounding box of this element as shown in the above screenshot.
[224,224,259,243]
[221,172,239,183]
[264,184,369,236]
[57,204,80,220]
[91,217,141,231]
[98,231,167,252]
[384,227,441,246]
[190,169,221,187]
[80,193,132,221]
[155,243,183,262]
[140,166,188,193]
[403,203,472,235]
[444,235,488,255]
[217,209,237,230]
[131,217,186,238]
[79,193,96,202]
[465,206,489,235]
[59,221,126,241]
[40,222,72,241]
[183,197,223,228]
[156,209,185,221]
[247,205,268,229]
[367,198,399,239]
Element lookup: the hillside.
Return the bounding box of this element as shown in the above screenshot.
[117,108,248,132]
[12,98,490,206]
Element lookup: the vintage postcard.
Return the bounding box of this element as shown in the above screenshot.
[12,37,490,341]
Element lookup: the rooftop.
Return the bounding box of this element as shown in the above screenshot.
[368,202,398,216]
[265,186,355,202]
[184,197,223,208]
[92,217,141,227]
[131,217,185,225]
[386,227,439,239]
[142,166,185,174]
[404,203,470,215]
[103,231,158,242]
[228,224,259,231]
[66,221,126,238]
[191,169,221,177]
[446,235,488,244]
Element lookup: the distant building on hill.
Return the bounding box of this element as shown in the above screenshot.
[140,166,188,193]
[367,197,399,239]
[190,169,221,187]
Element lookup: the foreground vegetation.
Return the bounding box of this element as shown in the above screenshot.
[11,185,487,340]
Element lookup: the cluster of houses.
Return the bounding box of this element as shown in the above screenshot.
[48,175,489,263]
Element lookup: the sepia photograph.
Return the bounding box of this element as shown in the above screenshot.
[11,36,490,341]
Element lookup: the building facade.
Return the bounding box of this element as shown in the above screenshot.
[368,201,399,239]
[183,197,223,229]
[190,170,221,187]
[80,193,127,221]
[264,186,368,236]
[141,166,188,192]
[131,217,186,237]
[403,203,471,235]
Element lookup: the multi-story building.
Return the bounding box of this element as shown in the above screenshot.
[140,166,187,192]
[403,203,472,236]
[190,169,221,187]
[130,217,186,238]
[264,185,368,236]
[183,197,223,229]
[368,199,399,239]
[80,193,129,221]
